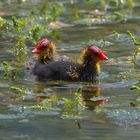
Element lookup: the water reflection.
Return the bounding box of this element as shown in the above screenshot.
[82,85,108,110]
[33,81,108,112]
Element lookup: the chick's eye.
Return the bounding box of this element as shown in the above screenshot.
[41,45,46,49]
[41,44,49,50]
[93,51,99,55]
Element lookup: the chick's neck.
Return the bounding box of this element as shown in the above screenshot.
[37,50,54,64]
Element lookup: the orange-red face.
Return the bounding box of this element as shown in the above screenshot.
[88,45,108,61]
[81,45,108,73]
[32,39,55,61]
[32,39,52,54]
[82,45,108,63]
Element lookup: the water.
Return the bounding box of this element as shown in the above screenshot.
[0,0,140,140]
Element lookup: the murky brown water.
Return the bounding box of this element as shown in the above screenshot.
[0,0,140,140]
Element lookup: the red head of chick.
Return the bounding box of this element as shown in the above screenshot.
[32,38,56,64]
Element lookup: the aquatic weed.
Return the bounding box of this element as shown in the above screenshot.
[14,36,27,65]
[30,88,84,119]
[61,88,84,119]
[127,31,140,67]
[10,86,26,94]
[130,85,140,91]
[39,2,62,22]
[0,17,9,31]
[1,61,11,79]
[130,84,140,108]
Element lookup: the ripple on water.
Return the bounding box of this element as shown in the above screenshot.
[8,104,60,118]
[0,82,9,88]
[97,80,138,89]
[74,18,113,25]
[106,109,140,126]
[0,114,24,120]
[106,33,134,46]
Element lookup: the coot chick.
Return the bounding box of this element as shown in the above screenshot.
[32,38,56,63]
[33,45,108,82]
[25,38,56,74]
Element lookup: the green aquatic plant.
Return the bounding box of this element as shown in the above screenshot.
[27,24,49,42]
[112,31,120,40]
[0,61,20,80]
[31,97,59,110]
[130,84,140,108]
[131,48,140,68]
[108,0,133,9]
[113,11,127,22]
[31,104,48,110]
[127,31,140,67]
[127,0,133,11]
[10,85,26,94]
[12,16,27,34]
[11,16,47,42]
[1,61,11,79]
[51,29,60,40]
[99,0,106,11]
[14,36,27,65]
[0,17,6,26]
[61,88,84,119]
[39,2,62,22]
[119,70,132,82]
[105,0,134,23]
[75,119,82,129]
[27,24,41,42]
[108,0,119,7]
[68,2,80,20]
[110,31,139,81]
[39,2,49,19]
[112,31,140,64]
[133,96,140,107]
[127,31,140,46]
[0,17,9,31]
[49,4,62,22]
[60,88,83,128]
[74,0,135,26]
[130,86,140,90]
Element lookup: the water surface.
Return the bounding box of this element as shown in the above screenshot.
[0,0,140,140]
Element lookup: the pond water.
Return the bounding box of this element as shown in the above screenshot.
[0,0,140,140]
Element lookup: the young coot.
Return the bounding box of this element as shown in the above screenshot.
[32,38,56,64]
[25,38,56,74]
